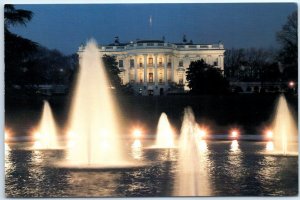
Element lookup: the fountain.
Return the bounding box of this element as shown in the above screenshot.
[174,107,211,196]
[152,112,176,148]
[63,39,134,168]
[33,100,59,149]
[270,95,298,155]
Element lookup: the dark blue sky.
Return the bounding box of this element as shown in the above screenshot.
[10,3,297,55]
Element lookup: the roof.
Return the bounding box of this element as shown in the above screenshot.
[136,39,164,43]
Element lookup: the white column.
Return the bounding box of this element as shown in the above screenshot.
[143,54,147,85]
[124,56,129,84]
[134,55,138,83]
[154,54,158,85]
[171,55,174,82]
[164,54,167,85]
[207,55,211,65]
[220,55,224,71]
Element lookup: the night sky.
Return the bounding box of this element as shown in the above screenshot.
[9,3,297,55]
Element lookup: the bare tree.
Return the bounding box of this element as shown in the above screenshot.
[276,10,297,80]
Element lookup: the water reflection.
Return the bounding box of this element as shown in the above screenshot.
[67,171,121,197]
[131,139,143,160]
[5,143,12,171]
[5,141,298,197]
[230,140,240,153]
[266,141,274,152]
[158,149,177,161]
[227,140,243,182]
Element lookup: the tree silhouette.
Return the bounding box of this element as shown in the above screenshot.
[276,10,297,81]
[186,60,229,95]
[5,4,38,88]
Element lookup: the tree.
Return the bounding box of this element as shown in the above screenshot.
[224,48,277,82]
[102,55,122,89]
[186,60,229,94]
[4,5,38,88]
[224,48,246,80]
[276,10,297,81]
[102,55,133,94]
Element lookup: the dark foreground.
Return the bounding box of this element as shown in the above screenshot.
[5,140,298,197]
[5,94,298,136]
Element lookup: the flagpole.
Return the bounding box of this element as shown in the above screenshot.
[149,15,153,39]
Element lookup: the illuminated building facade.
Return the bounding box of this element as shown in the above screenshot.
[79,38,225,95]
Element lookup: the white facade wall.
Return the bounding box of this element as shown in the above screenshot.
[78,41,225,95]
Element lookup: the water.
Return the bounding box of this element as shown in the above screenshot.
[66,40,126,166]
[174,107,211,196]
[33,100,59,149]
[154,112,176,148]
[5,140,298,197]
[272,95,298,155]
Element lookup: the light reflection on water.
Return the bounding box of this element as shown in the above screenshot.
[228,140,243,182]
[131,139,143,160]
[266,141,274,152]
[230,140,240,153]
[5,141,298,197]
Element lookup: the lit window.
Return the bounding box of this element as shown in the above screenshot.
[139,58,143,67]
[159,71,163,83]
[149,73,153,83]
[149,58,153,65]
[159,58,162,65]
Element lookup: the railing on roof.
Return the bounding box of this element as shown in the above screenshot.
[96,42,224,52]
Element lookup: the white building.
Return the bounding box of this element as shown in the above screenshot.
[79,38,225,95]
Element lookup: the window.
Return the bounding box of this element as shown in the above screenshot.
[167,58,171,67]
[149,73,153,83]
[139,58,143,67]
[178,73,183,84]
[139,72,143,83]
[159,58,162,65]
[213,59,218,66]
[179,60,183,67]
[130,59,134,68]
[119,60,124,68]
[159,71,163,83]
[149,58,153,65]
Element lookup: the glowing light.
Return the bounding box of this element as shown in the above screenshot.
[230,140,239,152]
[5,131,9,142]
[100,140,110,150]
[67,130,75,139]
[266,130,273,139]
[289,81,295,87]
[99,129,109,137]
[266,141,274,151]
[67,140,76,148]
[133,129,142,138]
[197,127,207,139]
[230,130,239,138]
[34,132,42,140]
